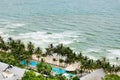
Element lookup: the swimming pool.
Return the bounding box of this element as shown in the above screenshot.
[52,66,66,75]
[20,61,75,78]
[20,60,37,67]
[29,61,38,67]
[20,61,66,74]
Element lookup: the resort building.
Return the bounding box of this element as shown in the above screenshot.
[80,69,106,80]
[0,62,25,80]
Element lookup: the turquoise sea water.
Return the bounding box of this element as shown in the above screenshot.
[0,0,120,64]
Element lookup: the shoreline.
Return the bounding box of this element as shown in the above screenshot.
[0,32,120,65]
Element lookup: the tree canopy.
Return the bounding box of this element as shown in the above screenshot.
[102,74,120,80]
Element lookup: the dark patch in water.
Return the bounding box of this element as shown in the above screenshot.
[84,32,95,36]
[46,32,52,34]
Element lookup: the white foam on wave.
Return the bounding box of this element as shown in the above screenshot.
[5,23,25,28]
[107,49,120,56]
[82,48,103,60]
[59,40,73,45]
[0,31,3,35]
[0,20,26,38]
[81,48,120,65]
[84,48,101,53]
[0,20,25,29]
[102,49,120,65]
[88,55,98,60]
[8,31,78,50]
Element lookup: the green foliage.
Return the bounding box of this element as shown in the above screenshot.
[56,75,66,80]
[22,71,46,80]
[35,47,42,61]
[59,59,64,63]
[22,71,63,80]
[72,76,79,80]
[53,58,57,61]
[102,74,120,80]
[37,62,52,74]
[22,71,36,80]
[27,42,34,55]
[0,52,18,65]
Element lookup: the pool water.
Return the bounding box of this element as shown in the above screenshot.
[20,60,26,65]
[29,61,38,67]
[52,67,66,75]
[20,60,37,67]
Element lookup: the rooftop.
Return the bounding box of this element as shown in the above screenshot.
[0,62,25,80]
[80,69,106,80]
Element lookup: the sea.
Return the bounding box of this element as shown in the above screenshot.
[0,0,120,64]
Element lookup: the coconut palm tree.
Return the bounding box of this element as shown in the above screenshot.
[37,62,52,74]
[27,42,34,55]
[45,44,55,56]
[0,36,4,44]
[95,59,102,68]
[116,57,119,66]
[0,36,9,51]
[35,47,42,61]
[23,51,31,69]
[7,37,15,50]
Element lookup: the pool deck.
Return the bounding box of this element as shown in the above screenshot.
[32,54,80,70]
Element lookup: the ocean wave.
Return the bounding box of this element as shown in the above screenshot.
[5,23,25,28]
[107,49,120,56]
[0,20,25,29]
[82,48,120,65]
[3,31,79,49]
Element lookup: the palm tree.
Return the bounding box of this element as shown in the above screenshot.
[37,62,52,74]
[45,44,54,56]
[54,44,63,55]
[116,57,119,66]
[95,59,102,68]
[23,51,31,69]
[27,42,34,55]
[35,47,42,61]
[7,37,15,50]
[102,57,107,63]
[18,42,25,60]
[50,43,53,49]
[0,36,8,51]
[0,36,4,44]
